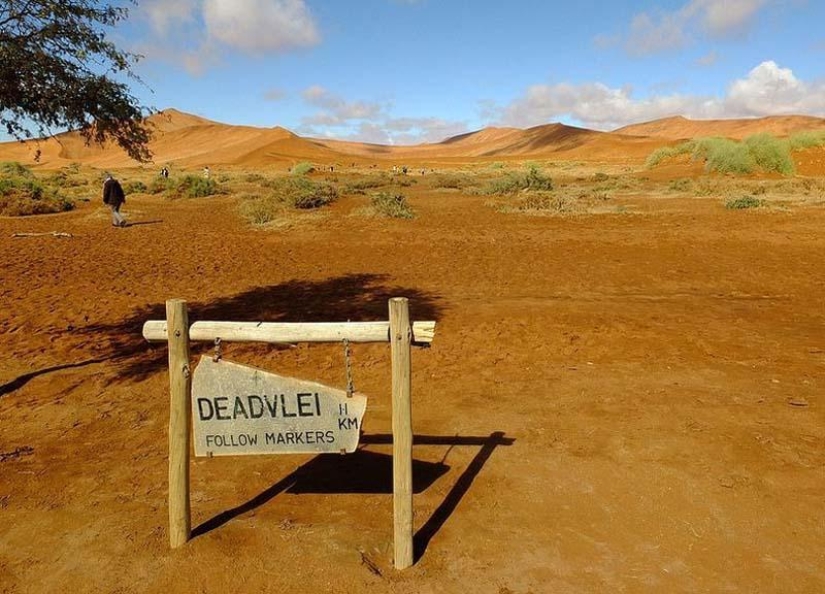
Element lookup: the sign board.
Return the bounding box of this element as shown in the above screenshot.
[191,356,367,457]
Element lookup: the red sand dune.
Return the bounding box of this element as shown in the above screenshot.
[2,109,825,170]
[616,114,825,140]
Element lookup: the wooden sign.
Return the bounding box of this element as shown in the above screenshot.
[191,356,367,457]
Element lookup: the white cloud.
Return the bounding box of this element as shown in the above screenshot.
[623,0,771,56]
[134,0,320,72]
[627,11,689,55]
[489,61,825,131]
[301,86,385,124]
[203,0,320,52]
[297,87,468,144]
[695,51,719,67]
[141,0,198,35]
[725,60,820,116]
[695,0,768,37]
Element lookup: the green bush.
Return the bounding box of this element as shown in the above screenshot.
[516,192,571,212]
[0,162,33,177]
[645,144,692,168]
[649,134,798,175]
[290,182,338,209]
[268,177,338,209]
[149,176,173,194]
[744,133,794,175]
[371,192,414,218]
[725,196,763,210]
[0,176,45,200]
[668,178,692,192]
[690,137,754,174]
[123,180,147,194]
[176,175,220,198]
[291,162,315,176]
[483,164,554,194]
[240,195,284,225]
[788,130,825,151]
[430,173,474,189]
[343,176,387,194]
[0,176,73,215]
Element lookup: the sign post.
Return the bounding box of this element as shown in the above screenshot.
[144,298,435,568]
[390,298,413,569]
[166,299,191,549]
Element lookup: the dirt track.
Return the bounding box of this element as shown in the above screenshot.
[1,187,823,593]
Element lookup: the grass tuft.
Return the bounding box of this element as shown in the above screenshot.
[370,192,414,218]
[725,195,763,210]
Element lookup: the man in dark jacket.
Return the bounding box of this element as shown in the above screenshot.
[102,174,127,227]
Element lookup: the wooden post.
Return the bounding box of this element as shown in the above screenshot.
[389,298,413,569]
[166,299,191,548]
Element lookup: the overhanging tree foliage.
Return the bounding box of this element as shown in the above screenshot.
[0,0,153,162]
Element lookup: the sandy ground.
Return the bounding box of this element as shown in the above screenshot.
[1,186,823,593]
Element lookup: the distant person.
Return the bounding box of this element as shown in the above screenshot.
[203,166,210,179]
[160,166,169,178]
[102,173,127,228]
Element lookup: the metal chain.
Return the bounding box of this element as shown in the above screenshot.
[213,337,223,362]
[343,338,354,398]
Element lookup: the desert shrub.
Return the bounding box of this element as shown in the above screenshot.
[239,195,284,225]
[291,162,315,176]
[0,161,33,177]
[519,192,570,212]
[123,180,147,194]
[175,175,221,198]
[0,176,45,200]
[592,172,609,182]
[268,176,338,209]
[397,177,417,187]
[650,135,799,175]
[244,173,266,183]
[290,181,337,209]
[45,167,88,188]
[343,176,387,194]
[744,133,794,175]
[0,175,73,215]
[495,191,573,214]
[149,176,174,194]
[0,194,74,216]
[371,192,414,218]
[483,164,553,194]
[725,196,763,210]
[645,143,692,167]
[668,178,692,192]
[691,137,755,174]
[788,130,825,151]
[430,173,474,189]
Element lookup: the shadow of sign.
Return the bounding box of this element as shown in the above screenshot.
[192,431,513,560]
[287,449,449,494]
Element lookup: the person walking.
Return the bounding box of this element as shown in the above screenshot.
[102,173,127,227]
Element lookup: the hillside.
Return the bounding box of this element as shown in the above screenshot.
[2,109,825,169]
[615,115,825,140]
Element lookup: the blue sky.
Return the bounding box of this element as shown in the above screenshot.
[107,0,825,143]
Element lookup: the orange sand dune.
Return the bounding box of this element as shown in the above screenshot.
[2,109,825,170]
[616,115,825,140]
